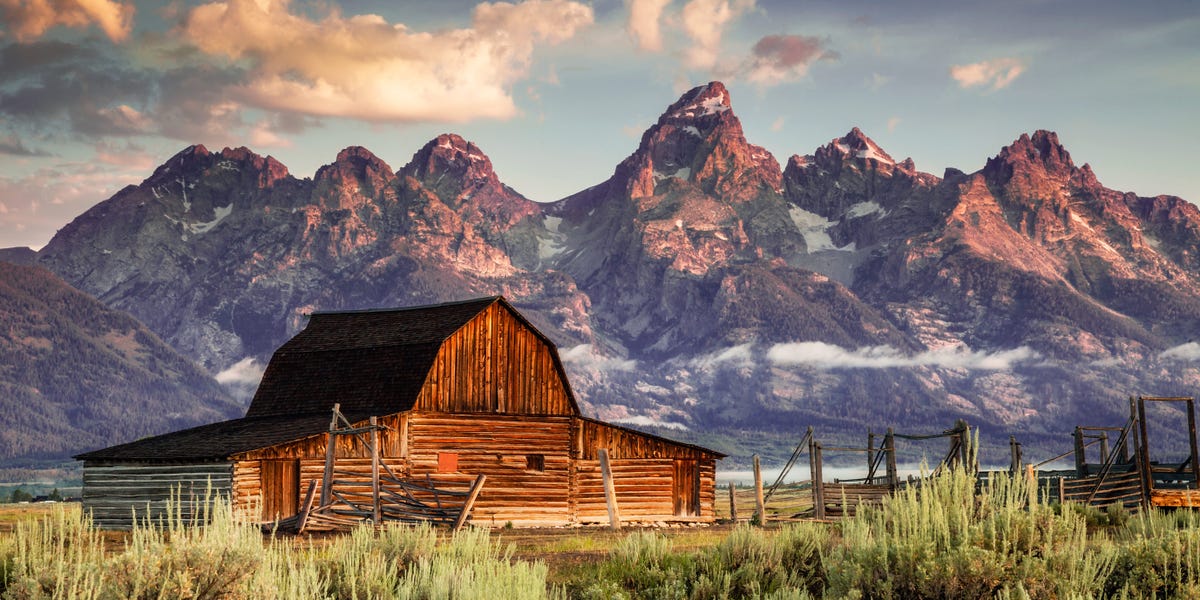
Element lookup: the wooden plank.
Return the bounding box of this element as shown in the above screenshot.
[452,475,487,532]
[599,448,621,531]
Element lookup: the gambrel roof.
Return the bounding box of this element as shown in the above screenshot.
[77,296,581,461]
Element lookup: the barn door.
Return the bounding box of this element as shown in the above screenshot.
[261,459,300,521]
[673,459,700,517]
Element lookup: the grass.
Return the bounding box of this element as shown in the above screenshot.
[5,471,1200,598]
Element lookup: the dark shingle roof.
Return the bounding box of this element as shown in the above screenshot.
[73,413,345,461]
[75,296,601,462]
[245,297,500,418]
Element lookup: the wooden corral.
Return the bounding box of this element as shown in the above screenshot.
[758,420,973,521]
[1029,396,1200,511]
[76,297,724,530]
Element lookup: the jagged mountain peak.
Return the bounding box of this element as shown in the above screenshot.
[608,81,778,200]
[984,129,1077,184]
[662,81,732,121]
[327,146,394,174]
[146,144,290,190]
[403,133,498,186]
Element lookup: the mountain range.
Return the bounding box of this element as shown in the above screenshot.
[7,81,1200,467]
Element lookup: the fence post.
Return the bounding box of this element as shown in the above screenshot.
[1073,426,1087,477]
[885,428,898,488]
[320,403,340,507]
[370,416,381,523]
[728,482,738,522]
[867,431,876,484]
[813,443,825,520]
[1009,435,1021,475]
[599,448,621,531]
[753,454,766,527]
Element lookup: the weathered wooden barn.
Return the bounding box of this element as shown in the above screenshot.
[76,297,724,529]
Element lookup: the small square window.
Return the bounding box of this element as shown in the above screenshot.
[526,454,545,472]
[437,452,458,473]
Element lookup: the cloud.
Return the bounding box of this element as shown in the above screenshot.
[181,0,594,123]
[739,34,836,86]
[0,0,135,43]
[690,342,754,371]
[611,415,689,430]
[561,344,638,373]
[215,356,266,401]
[93,140,155,169]
[0,133,51,156]
[249,119,292,148]
[766,342,1040,370]
[215,356,265,385]
[770,117,785,132]
[950,57,1025,91]
[0,160,145,248]
[887,116,901,132]
[679,0,754,70]
[627,0,671,52]
[1160,342,1200,362]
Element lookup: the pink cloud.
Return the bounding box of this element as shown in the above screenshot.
[0,0,135,42]
[950,57,1026,91]
[627,0,672,52]
[181,0,594,123]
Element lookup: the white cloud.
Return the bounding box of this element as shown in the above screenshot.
[181,0,593,123]
[950,57,1025,91]
[887,116,901,132]
[215,356,265,385]
[561,344,638,373]
[0,0,135,42]
[767,342,1040,370]
[612,415,689,430]
[249,119,292,148]
[738,34,835,87]
[680,0,754,70]
[770,117,785,132]
[691,343,754,371]
[215,357,266,402]
[1160,342,1200,362]
[627,0,672,52]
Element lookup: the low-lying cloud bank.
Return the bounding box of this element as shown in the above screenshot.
[561,343,638,373]
[1160,342,1200,362]
[766,342,1040,370]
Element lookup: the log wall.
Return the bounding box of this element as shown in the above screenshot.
[405,412,573,526]
[416,303,575,416]
[81,462,233,530]
[573,459,717,523]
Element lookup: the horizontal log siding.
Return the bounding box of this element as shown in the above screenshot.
[232,457,410,523]
[577,419,714,460]
[82,462,232,530]
[407,412,572,526]
[417,303,573,416]
[234,414,406,461]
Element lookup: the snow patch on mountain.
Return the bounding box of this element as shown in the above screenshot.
[846,201,884,219]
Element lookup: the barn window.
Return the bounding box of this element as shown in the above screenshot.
[437,452,458,473]
[526,454,545,472]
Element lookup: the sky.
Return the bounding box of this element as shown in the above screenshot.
[0,0,1197,250]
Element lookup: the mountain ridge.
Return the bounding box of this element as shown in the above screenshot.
[14,80,1200,465]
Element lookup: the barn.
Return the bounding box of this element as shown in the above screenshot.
[75,296,724,529]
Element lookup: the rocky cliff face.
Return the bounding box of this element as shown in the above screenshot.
[38,140,594,376]
[28,82,1200,464]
